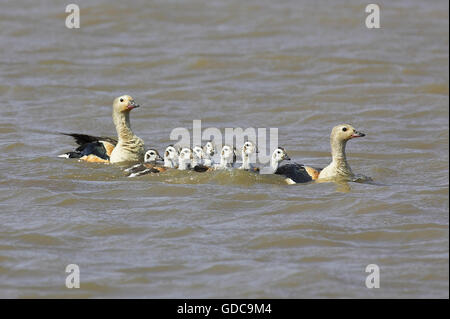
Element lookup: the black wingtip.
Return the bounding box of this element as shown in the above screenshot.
[193,165,209,173]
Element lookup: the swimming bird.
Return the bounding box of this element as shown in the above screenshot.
[192,146,205,167]
[252,147,291,175]
[215,145,236,170]
[265,147,291,174]
[317,124,365,180]
[59,95,145,163]
[164,145,179,168]
[143,149,163,164]
[178,147,193,170]
[126,145,178,177]
[238,141,258,170]
[202,141,215,166]
[125,149,163,177]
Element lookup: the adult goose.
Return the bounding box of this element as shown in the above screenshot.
[59,95,145,163]
[317,124,365,180]
[277,124,364,184]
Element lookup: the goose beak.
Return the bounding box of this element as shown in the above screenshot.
[351,131,365,138]
[157,155,163,161]
[127,100,140,110]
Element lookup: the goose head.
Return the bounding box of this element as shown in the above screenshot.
[144,149,163,163]
[331,124,365,143]
[113,95,140,113]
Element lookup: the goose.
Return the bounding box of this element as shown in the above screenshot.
[125,149,163,177]
[238,141,258,170]
[317,124,365,180]
[163,145,179,168]
[178,147,193,170]
[202,141,215,166]
[59,95,145,163]
[276,124,365,184]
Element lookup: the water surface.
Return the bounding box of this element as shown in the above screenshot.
[0,0,448,298]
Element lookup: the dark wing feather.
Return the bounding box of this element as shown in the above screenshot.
[61,133,117,147]
[275,163,313,183]
[60,133,118,161]
[193,165,210,172]
[76,141,109,160]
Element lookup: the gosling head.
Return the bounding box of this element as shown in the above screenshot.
[272,147,291,163]
[113,95,140,113]
[221,145,236,164]
[144,149,163,163]
[178,147,193,169]
[242,141,258,156]
[192,146,205,166]
[331,124,365,143]
[164,145,179,161]
[193,146,204,160]
[203,141,215,157]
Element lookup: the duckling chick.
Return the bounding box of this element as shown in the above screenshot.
[128,145,178,177]
[125,149,163,176]
[203,141,215,167]
[238,141,258,170]
[144,149,163,163]
[215,145,236,170]
[178,147,193,170]
[164,145,179,168]
[256,147,291,174]
[130,145,180,177]
[273,148,321,184]
[192,146,205,167]
[318,124,365,181]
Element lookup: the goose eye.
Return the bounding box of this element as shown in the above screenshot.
[120,98,124,102]
[342,127,347,132]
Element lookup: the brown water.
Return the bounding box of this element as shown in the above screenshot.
[0,0,448,298]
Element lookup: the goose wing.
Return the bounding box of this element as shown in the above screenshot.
[275,163,321,183]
